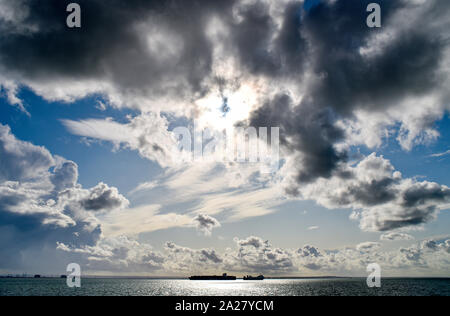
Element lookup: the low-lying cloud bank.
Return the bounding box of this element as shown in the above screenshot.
[57,235,450,277]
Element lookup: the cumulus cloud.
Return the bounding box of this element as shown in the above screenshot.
[290,153,450,232]
[399,237,450,267]
[57,235,166,272]
[80,182,129,212]
[50,233,450,276]
[231,236,295,273]
[236,236,268,249]
[380,232,415,241]
[164,242,224,273]
[356,242,381,252]
[0,124,128,271]
[193,214,221,236]
[298,245,321,258]
[0,124,54,182]
[294,237,450,275]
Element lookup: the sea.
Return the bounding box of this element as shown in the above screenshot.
[0,278,449,296]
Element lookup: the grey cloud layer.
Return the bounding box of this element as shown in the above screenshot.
[1,0,449,122]
[0,0,237,100]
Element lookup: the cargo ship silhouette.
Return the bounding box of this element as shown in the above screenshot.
[189,273,236,281]
[243,275,265,281]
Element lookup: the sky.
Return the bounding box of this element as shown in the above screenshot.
[0,0,449,277]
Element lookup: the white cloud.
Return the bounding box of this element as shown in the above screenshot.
[57,235,166,273]
[128,181,158,195]
[62,113,179,168]
[101,204,193,237]
[380,232,415,241]
[103,162,283,237]
[356,242,381,252]
[0,124,54,182]
[430,150,450,158]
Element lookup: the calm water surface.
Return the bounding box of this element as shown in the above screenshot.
[0,278,449,296]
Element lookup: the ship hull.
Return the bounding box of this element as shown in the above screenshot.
[189,276,236,281]
[243,275,265,281]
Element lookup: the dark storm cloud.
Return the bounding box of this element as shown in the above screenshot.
[0,0,237,97]
[242,0,450,233]
[247,0,449,187]
[302,0,445,114]
[230,1,307,78]
[231,2,279,76]
[249,93,347,185]
[0,0,309,101]
[275,1,308,77]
